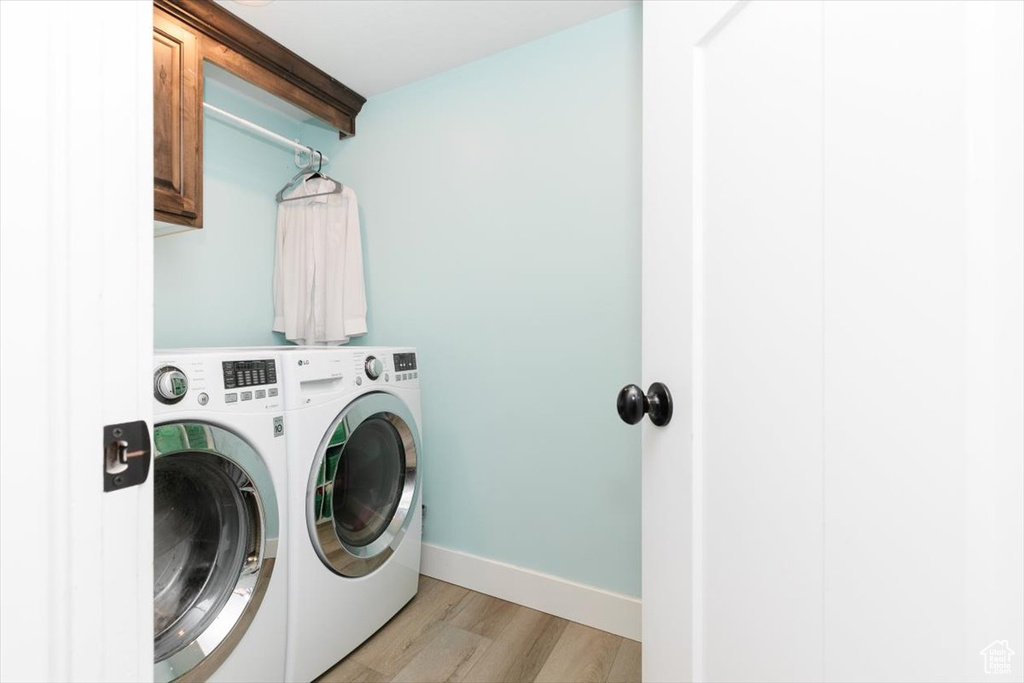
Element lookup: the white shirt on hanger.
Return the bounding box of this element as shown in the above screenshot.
[272,177,367,345]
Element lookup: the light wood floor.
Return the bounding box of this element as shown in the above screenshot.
[316,575,641,683]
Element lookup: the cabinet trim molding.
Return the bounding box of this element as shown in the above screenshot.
[154,0,366,137]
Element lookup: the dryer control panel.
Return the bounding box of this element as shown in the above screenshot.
[390,352,419,385]
[393,352,417,372]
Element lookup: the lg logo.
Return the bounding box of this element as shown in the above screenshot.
[297,359,309,366]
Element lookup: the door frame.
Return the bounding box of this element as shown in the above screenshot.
[0,2,154,681]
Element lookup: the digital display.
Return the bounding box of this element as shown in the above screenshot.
[223,359,277,389]
[393,353,417,371]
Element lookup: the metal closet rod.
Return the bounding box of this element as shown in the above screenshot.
[202,102,329,165]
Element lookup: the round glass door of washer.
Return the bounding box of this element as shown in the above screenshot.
[152,422,279,683]
[308,392,420,578]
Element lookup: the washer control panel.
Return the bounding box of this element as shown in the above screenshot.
[154,355,283,413]
[154,365,188,404]
[223,359,277,389]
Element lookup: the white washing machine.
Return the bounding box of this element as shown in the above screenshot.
[281,347,422,682]
[152,349,288,682]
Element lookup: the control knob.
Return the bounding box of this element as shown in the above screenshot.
[365,356,384,380]
[154,366,188,404]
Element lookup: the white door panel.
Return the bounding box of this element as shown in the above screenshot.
[643,2,1024,681]
[0,2,153,681]
[641,3,737,680]
[822,2,969,680]
[701,3,823,681]
[963,2,1024,680]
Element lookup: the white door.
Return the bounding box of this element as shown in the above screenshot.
[0,2,154,681]
[641,2,1024,681]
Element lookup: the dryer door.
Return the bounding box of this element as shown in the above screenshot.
[152,422,279,683]
[309,392,421,578]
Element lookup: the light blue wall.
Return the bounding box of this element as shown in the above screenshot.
[153,7,642,596]
[154,76,306,347]
[325,7,642,596]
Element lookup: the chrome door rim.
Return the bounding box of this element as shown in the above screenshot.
[307,392,420,578]
[152,422,279,683]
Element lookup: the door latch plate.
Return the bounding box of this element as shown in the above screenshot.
[104,420,151,492]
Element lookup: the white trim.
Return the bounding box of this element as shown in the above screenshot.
[690,37,707,683]
[419,543,641,642]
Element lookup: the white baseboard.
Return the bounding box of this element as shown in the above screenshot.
[420,543,641,642]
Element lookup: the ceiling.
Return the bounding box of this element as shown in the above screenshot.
[217,0,636,99]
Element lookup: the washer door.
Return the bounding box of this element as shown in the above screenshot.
[308,392,420,578]
[152,422,279,683]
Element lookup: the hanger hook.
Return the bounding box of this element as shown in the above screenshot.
[316,151,323,173]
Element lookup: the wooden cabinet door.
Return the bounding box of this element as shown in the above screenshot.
[153,8,201,227]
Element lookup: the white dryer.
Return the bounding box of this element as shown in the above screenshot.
[152,349,288,682]
[281,347,422,682]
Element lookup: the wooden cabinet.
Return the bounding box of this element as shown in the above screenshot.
[153,8,202,228]
[151,0,366,231]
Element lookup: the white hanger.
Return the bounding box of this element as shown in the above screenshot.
[276,150,342,203]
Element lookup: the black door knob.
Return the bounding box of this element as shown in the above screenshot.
[616,382,673,427]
